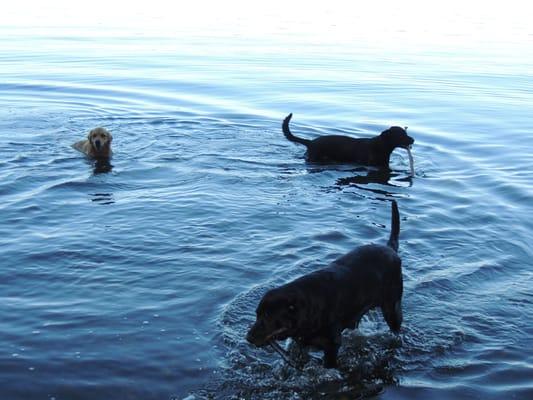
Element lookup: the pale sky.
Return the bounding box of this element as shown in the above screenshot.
[1,0,531,39]
[0,0,531,59]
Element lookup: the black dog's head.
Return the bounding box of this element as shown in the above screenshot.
[380,126,414,150]
[246,288,298,347]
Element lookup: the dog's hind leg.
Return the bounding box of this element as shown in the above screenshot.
[381,300,402,333]
[382,261,403,333]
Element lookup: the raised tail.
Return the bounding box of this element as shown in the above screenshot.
[387,200,400,252]
[282,113,311,147]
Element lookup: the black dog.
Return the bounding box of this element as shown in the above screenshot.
[282,113,414,168]
[246,201,403,368]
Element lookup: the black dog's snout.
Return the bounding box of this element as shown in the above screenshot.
[246,327,259,345]
[246,322,260,342]
[246,322,265,346]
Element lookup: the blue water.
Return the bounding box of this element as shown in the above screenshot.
[1,3,533,399]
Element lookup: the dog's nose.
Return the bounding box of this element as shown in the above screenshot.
[94,140,101,149]
[246,323,263,345]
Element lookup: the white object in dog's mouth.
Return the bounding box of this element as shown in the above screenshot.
[406,145,414,176]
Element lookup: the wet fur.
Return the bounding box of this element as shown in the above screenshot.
[72,127,113,159]
[247,201,403,368]
[282,113,414,167]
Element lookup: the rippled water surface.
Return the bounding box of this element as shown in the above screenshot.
[1,2,532,399]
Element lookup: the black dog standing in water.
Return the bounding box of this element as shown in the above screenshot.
[247,201,403,369]
[282,113,414,169]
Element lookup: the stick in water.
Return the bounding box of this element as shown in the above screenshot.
[269,341,303,371]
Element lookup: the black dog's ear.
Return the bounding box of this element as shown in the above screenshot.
[404,126,408,131]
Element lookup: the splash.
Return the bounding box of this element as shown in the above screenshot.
[191,285,403,399]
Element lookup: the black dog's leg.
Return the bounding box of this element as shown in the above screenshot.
[382,267,403,333]
[322,327,342,368]
[323,342,339,368]
[381,300,402,333]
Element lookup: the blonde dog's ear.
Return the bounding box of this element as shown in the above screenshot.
[87,129,94,140]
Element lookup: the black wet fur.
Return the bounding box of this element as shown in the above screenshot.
[247,201,403,369]
[282,113,414,168]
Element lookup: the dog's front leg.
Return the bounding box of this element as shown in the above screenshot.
[323,342,339,368]
[324,324,343,368]
[322,327,342,368]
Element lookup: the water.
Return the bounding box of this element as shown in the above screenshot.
[1,2,532,399]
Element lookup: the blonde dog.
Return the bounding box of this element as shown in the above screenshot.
[73,127,113,158]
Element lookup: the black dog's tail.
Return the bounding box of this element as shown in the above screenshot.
[282,113,311,147]
[387,200,400,252]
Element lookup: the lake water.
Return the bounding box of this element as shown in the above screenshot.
[1,2,532,399]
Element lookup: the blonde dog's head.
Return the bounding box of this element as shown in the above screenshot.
[88,127,112,155]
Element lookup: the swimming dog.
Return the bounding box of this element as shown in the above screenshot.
[72,127,113,159]
[282,113,414,169]
[247,201,403,368]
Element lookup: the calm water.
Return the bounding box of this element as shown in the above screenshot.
[1,3,532,399]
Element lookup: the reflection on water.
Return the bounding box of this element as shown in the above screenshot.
[336,169,413,197]
[93,159,113,174]
[337,168,393,186]
[90,192,114,205]
[307,165,413,199]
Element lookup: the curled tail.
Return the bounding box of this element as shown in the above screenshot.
[282,113,311,147]
[387,200,400,251]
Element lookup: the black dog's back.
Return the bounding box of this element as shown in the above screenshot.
[308,135,373,163]
[281,113,414,167]
[282,113,371,162]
